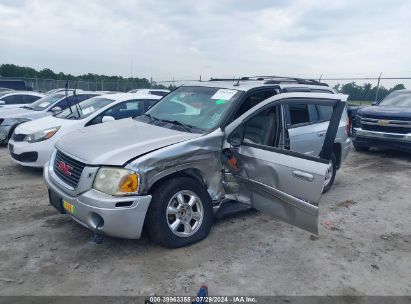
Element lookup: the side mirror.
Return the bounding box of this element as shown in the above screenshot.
[227,126,244,147]
[51,106,62,113]
[102,116,115,123]
[0,100,5,105]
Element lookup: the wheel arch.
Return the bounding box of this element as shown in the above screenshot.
[147,168,208,195]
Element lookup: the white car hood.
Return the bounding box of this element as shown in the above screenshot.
[15,116,79,134]
[0,107,32,118]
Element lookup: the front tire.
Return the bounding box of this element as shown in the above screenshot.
[146,177,213,248]
[323,153,337,193]
[353,141,370,152]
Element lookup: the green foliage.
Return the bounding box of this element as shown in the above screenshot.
[333,81,406,102]
[0,63,168,90]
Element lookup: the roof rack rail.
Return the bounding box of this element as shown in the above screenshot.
[209,76,329,87]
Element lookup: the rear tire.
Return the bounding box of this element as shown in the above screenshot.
[146,177,213,248]
[353,141,369,152]
[323,153,337,193]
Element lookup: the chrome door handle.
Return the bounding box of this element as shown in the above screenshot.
[292,170,314,182]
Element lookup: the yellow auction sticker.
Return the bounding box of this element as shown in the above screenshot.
[63,201,75,214]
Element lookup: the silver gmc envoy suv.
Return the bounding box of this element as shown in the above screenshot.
[44,77,350,248]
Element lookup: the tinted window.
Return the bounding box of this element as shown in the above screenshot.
[89,100,145,125]
[3,94,25,105]
[311,89,333,93]
[233,90,276,120]
[288,104,310,125]
[23,95,41,104]
[150,91,168,97]
[317,105,333,121]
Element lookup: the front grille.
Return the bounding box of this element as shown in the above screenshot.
[12,133,26,142]
[53,150,86,188]
[362,124,411,134]
[10,151,38,162]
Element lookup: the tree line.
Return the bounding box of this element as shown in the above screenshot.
[0,64,171,90]
[0,63,407,99]
[333,82,405,101]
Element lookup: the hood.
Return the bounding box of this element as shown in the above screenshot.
[0,107,47,122]
[358,106,411,121]
[0,107,32,118]
[15,116,78,134]
[55,118,201,166]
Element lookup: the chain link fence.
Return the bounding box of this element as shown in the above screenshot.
[0,76,166,93]
[1,76,409,101]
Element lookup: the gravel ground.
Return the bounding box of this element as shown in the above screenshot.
[0,146,410,296]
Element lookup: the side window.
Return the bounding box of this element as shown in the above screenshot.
[89,100,144,125]
[144,99,157,111]
[288,104,310,126]
[317,105,333,121]
[54,97,70,110]
[233,90,277,120]
[3,95,24,105]
[23,95,41,104]
[243,106,279,147]
[104,100,143,119]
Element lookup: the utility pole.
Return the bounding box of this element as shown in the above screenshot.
[375,72,382,103]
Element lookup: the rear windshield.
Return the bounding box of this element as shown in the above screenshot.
[56,97,114,119]
[379,91,411,107]
[28,93,65,111]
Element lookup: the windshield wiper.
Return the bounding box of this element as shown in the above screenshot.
[160,119,193,133]
[142,114,193,133]
[21,106,32,109]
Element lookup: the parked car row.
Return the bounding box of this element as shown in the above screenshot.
[1,77,351,248]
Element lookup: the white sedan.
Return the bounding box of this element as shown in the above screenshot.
[8,93,161,167]
[0,91,44,109]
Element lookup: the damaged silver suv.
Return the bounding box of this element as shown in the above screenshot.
[44,77,349,248]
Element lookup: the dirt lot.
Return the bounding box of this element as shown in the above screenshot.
[0,146,410,297]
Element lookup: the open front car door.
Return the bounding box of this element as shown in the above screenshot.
[222,93,347,234]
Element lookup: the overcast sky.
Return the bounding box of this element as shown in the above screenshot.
[0,0,410,85]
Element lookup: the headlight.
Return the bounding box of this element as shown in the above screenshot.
[24,126,60,143]
[93,167,139,196]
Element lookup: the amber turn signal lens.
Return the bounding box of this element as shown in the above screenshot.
[118,173,139,193]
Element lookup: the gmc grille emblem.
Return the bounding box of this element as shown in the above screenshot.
[57,161,73,176]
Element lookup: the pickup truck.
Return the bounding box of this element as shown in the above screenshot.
[353,89,411,152]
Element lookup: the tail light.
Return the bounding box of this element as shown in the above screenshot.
[345,114,350,136]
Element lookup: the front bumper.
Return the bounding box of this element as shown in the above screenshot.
[44,162,152,239]
[354,127,411,152]
[0,125,12,144]
[8,138,53,167]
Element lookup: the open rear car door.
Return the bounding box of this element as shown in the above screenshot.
[222,93,346,234]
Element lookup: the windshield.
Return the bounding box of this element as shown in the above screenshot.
[379,91,411,107]
[28,93,65,111]
[56,97,114,119]
[143,86,242,132]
